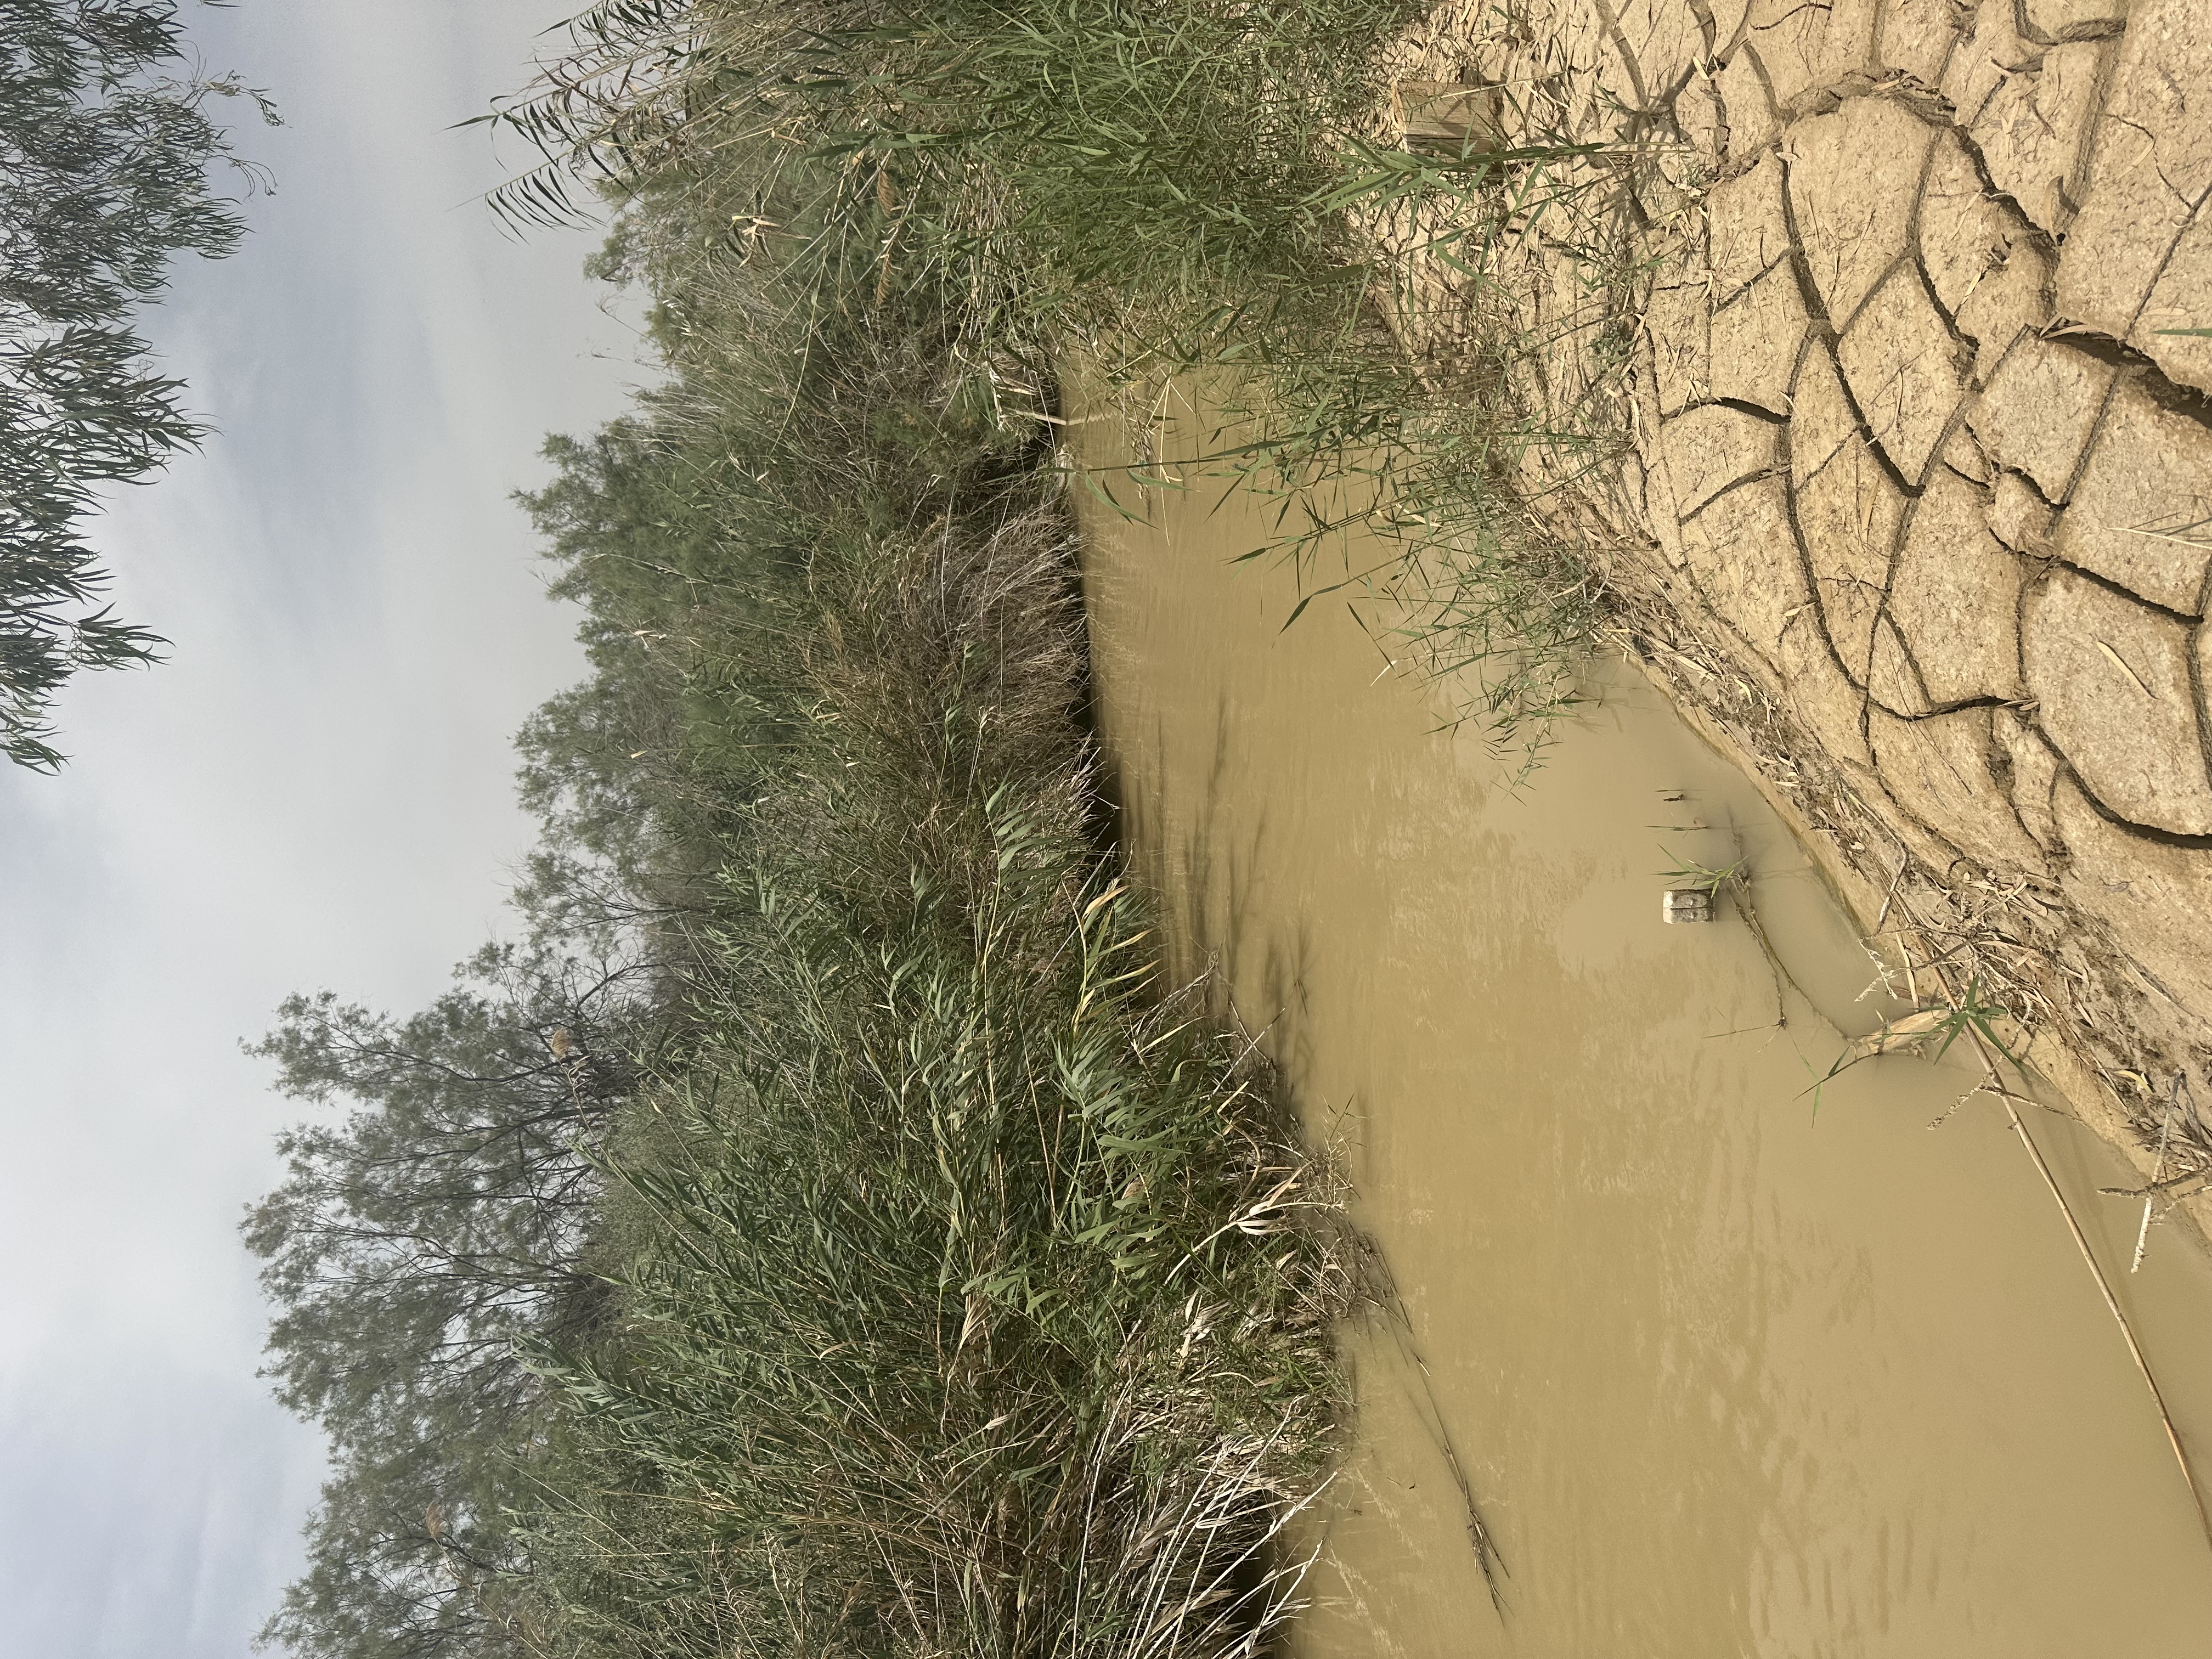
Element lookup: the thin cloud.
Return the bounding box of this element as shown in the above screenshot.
[0,4,643,1653]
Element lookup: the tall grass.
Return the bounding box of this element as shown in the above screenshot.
[461,112,1385,1640]
[497,420,1356,1659]
[258,5,1627,1650]
[251,142,1396,1647]
[469,4,1607,1639]
[484,0,1628,758]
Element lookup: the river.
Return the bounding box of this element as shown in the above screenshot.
[1073,383,2212,1656]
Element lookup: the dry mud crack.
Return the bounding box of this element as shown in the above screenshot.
[1380,0,2212,1218]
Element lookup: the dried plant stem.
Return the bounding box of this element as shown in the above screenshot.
[2131,1107,2173,1274]
[1972,1028,2212,1554]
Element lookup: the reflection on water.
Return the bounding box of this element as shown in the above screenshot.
[1074,388,2212,1656]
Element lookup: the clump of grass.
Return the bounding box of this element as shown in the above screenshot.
[1658,849,1747,899]
[1813,976,2019,1087]
[1660,839,1796,1029]
[510,867,1349,1659]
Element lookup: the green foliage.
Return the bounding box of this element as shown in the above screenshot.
[245,941,675,1658]
[1658,849,1747,898]
[484,0,1401,311]
[0,0,276,768]
[267,1429,538,1659]
[246,945,659,1440]
[1805,975,2023,1114]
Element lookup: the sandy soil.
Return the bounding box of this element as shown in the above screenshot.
[1374,0,2212,1218]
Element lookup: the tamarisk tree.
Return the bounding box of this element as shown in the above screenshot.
[245,939,665,1659]
[0,0,273,768]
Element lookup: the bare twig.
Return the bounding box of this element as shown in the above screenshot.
[1969,1028,2212,1555]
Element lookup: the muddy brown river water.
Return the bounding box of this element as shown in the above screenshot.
[1074,390,2212,1656]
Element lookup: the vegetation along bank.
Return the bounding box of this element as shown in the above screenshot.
[242,0,1528,1652]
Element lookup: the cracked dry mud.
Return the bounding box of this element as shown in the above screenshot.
[1379,0,2212,1208]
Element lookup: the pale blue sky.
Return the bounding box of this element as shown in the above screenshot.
[0,5,642,1653]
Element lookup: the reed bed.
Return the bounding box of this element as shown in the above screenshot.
[259,3,1615,1649]
[486,0,1623,758]
[498,489,1356,1659]
[475,0,1603,1640]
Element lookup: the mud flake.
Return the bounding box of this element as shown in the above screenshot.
[1965,40,2109,236]
[2056,0,2212,365]
[2132,206,2212,398]
[1953,241,2055,382]
[1920,130,2035,314]
[1813,577,1888,686]
[1609,0,1709,106]
[1679,71,1729,163]
[1888,467,2027,703]
[1793,387,1908,680]
[2199,613,2212,763]
[2054,375,2212,614]
[1659,402,1781,517]
[1785,97,1939,326]
[1716,45,1783,155]
[2053,771,2212,1014]
[1838,264,1974,481]
[1871,0,1959,84]
[1777,596,1880,767]
[1708,0,1753,52]
[1791,336,1857,482]
[1870,706,2051,871]
[1868,616,1936,713]
[1678,473,1813,670]
[1747,0,1876,108]
[1993,706,2064,855]
[2023,568,2212,834]
[1709,263,1809,414]
[1646,281,1714,416]
[1965,334,2117,501]
[1989,469,2057,549]
[1940,0,2039,128]
[1918,127,2055,376]
[2022,0,2131,33]
[1708,151,1793,298]
[1937,422,1994,485]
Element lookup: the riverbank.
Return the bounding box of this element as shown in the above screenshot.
[1356,0,2212,1232]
